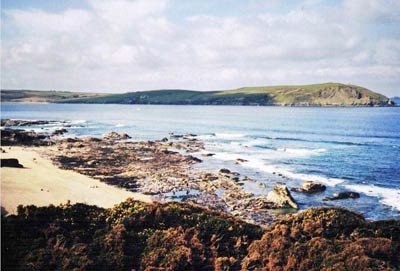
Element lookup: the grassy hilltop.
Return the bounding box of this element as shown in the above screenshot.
[1,83,394,106]
[0,90,105,103]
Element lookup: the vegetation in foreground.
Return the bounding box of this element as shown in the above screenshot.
[1,83,394,106]
[2,199,399,270]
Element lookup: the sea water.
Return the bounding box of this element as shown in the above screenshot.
[2,103,399,220]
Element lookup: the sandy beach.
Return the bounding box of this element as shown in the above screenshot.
[1,146,152,214]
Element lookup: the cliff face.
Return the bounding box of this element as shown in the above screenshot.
[221,83,393,106]
[2,200,399,271]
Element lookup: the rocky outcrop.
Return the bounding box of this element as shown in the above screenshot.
[324,191,360,201]
[267,184,299,209]
[52,128,68,136]
[202,153,215,157]
[219,168,231,174]
[1,128,50,146]
[291,181,326,194]
[104,131,131,140]
[1,119,65,127]
[1,158,23,168]
[235,158,248,164]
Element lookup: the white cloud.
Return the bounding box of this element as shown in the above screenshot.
[1,0,399,96]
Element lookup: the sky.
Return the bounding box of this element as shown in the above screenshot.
[1,0,400,96]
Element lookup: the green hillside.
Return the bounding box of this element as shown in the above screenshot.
[59,83,393,106]
[1,83,394,106]
[1,90,106,103]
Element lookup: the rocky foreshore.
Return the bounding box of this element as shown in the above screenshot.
[0,119,362,225]
[39,132,295,224]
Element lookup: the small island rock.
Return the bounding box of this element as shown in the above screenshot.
[104,131,131,140]
[324,191,360,201]
[292,181,326,194]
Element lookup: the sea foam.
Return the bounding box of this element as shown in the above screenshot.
[345,184,400,210]
[214,133,246,139]
[276,148,326,156]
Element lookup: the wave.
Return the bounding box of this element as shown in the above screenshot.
[246,158,344,186]
[71,120,87,125]
[209,150,343,187]
[345,184,400,210]
[208,141,328,163]
[269,129,400,140]
[212,152,242,161]
[276,148,326,156]
[115,124,126,127]
[214,133,246,139]
[259,136,369,146]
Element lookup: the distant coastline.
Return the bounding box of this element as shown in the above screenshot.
[1,82,395,107]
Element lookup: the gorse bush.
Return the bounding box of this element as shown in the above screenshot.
[2,200,399,271]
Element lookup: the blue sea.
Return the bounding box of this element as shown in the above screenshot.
[2,103,400,220]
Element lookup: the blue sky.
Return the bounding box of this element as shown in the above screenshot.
[1,0,400,96]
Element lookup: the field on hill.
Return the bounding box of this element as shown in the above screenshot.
[1,90,106,103]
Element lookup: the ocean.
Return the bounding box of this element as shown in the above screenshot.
[2,103,399,220]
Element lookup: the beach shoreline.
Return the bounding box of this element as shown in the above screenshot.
[1,123,299,225]
[1,146,152,214]
[3,118,395,225]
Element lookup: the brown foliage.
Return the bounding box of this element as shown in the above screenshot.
[241,207,399,271]
[2,202,399,271]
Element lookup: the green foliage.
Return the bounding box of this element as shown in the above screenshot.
[2,201,399,271]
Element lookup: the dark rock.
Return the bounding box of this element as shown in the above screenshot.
[161,137,168,142]
[52,128,68,136]
[231,177,240,182]
[1,158,23,168]
[104,131,131,140]
[235,158,248,163]
[170,134,184,139]
[63,138,79,143]
[202,153,215,157]
[161,149,178,155]
[186,155,202,163]
[83,137,101,142]
[219,168,231,174]
[1,128,49,146]
[1,119,64,127]
[292,181,326,194]
[324,192,360,201]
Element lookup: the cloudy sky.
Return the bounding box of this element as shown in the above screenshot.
[1,0,400,96]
